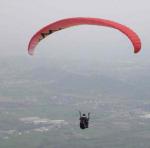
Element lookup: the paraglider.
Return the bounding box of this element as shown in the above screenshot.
[28,17,141,55]
[27,17,142,130]
[79,111,90,129]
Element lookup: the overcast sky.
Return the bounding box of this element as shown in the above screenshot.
[0,0,149,60]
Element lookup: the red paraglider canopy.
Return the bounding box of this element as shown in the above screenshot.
[28,17,141,55]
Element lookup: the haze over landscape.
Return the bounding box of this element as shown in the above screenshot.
[0,0,150,148]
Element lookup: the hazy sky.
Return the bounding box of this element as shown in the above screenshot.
[0,0,149,59]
